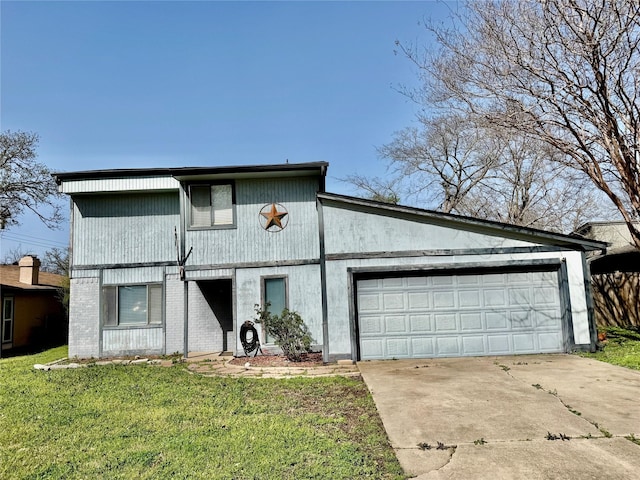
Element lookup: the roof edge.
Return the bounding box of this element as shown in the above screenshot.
[318,192,609,251]
[52,161,329,184]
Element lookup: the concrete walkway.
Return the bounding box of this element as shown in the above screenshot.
[358,355,640,479]
[186,354,359,378]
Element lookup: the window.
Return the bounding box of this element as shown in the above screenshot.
[262,276,288,343]
[2,297,14,343]
[103,284,162,327]
[189,183,234,228]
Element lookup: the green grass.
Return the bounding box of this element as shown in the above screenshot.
[578,326,640,370]
[0,347,404,479]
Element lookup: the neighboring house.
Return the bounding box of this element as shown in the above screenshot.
[0,256,66,356]
[575,221,640,327]
[53,162,606,361]
[574,221,640,274]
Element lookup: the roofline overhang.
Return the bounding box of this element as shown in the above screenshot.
[52,161,329,185]
[318,192,609,252]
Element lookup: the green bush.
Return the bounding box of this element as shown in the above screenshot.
[254,304,314,361]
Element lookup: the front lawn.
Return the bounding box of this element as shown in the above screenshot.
[0,347,404,479]
[579,326,640,370]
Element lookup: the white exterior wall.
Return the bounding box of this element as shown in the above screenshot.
[235,264,323,355]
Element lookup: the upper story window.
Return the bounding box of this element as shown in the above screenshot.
[189,183,235,228]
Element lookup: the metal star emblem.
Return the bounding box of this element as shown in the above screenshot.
[260,203,288,231]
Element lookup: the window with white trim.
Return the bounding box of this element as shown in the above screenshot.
[2,297,14,343]
[103,284,162,326]
[189,183,235,228]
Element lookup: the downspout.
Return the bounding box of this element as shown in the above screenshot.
[317,196,330,363]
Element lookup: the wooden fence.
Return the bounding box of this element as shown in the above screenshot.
[592,273,640,327]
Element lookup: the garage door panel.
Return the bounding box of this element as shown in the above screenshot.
[382,277,403,287]
[358,269,564,360]
[436,337,460,355]
[483,273,506,285]
[385,315,407,333]
[410,314,432,332]
[509,288,531,305]
[462,336,485,355]
[382,293,405,310]
[358,293,380,311]
[538,332,563,351]
[458,275,480,285]
[487,335,511,354]
[433,291,456,308]
[460,312,482,330]
[434,313,457,331]
[411,337,435,355]
[360,315,383,334]
[486,312,509,330]
[459,290,481,308]
[361,338,384,357]
[512,334,536,353]
[408,292,429,309]
[534,287,559,306]
[511,310,534,329]
[358,278,381,290]
[536,310,562,328]
[386,338,410,357]
[484,289,507,307]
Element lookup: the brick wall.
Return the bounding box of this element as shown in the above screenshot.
[165,275,185,354]
[68,277,100,358]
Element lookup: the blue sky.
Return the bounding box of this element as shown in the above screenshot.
[1,0,458,259]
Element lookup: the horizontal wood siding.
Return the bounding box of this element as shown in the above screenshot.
[62,176,179,194]
[322,203,542,255]
[187,176,320,266]
[103,327,163,354]
[102,267,165,284]
[73,192,179,266]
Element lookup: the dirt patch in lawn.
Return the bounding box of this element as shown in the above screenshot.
[228,352,324,367]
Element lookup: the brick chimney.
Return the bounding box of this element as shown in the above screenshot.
[19,255,40,285]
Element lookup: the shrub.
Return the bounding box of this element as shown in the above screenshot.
[254,304,314,362]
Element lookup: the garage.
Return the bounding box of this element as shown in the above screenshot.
[356,269,565,360]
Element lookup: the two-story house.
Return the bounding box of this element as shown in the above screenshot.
[54,162,606,361]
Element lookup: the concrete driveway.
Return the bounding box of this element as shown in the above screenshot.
[358,355,640,479]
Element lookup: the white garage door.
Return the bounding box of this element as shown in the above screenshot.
[357,270,564,360]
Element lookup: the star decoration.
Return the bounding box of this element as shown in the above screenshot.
[260,203,288,231]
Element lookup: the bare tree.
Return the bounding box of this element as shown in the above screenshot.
[459,132,605,232]
[1,245,32,265]
[343,174,402,204]
[377,114,502,213]
[0,130,62,229]
[42,247,69,275]
[348,108,606,232]
[401,0,640,246]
